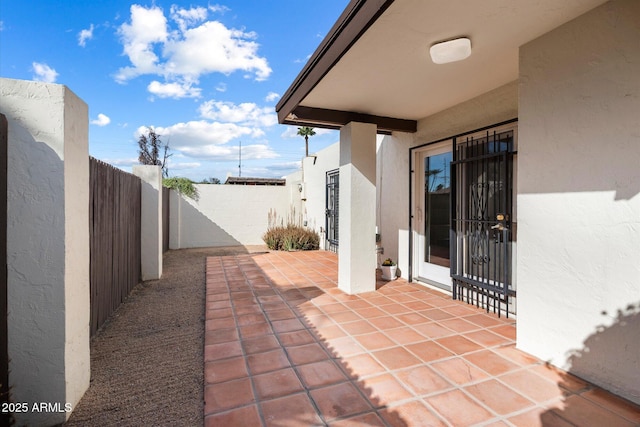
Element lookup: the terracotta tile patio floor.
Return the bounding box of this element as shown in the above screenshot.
[203,251,640,427]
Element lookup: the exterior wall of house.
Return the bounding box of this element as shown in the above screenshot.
[377,132,412,277]
[395,82,518,282]
[299,143,340,249]
[0,78,90,425]
[518,0,640,404]
[169,184,290,248]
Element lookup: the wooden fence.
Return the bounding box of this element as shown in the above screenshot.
[89,157,141,336]
[162,186,169,252]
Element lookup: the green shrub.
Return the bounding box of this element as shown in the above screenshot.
[263,208,319,251]
[263,224,319,251]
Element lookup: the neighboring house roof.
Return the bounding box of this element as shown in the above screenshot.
[276,0,607,133]
[224,177,286,186]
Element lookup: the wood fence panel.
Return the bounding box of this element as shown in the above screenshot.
[89,157,141,336]
[162,187,169,252]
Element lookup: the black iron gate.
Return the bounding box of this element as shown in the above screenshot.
[451,128,516,316]
[325,169,339,253]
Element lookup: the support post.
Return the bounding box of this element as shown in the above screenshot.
[133,165,163,280]
[338,122,377,294]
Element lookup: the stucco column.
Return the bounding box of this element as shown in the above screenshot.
[133,165,163,280]
[338,122,377,294]
[0,78,90,426]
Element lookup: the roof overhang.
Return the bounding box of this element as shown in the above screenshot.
[276,0,607,134]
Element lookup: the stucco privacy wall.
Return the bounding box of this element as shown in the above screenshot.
[133,165,163,280]
[518,0,640,404]
[169,184,290,248]
[0,78,90,425]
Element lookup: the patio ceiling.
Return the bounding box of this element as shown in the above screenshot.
[276,0,607,133]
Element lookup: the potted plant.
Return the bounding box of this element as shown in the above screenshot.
[381,258,397,281]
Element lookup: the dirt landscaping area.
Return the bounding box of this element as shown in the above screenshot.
[65,246,267,427]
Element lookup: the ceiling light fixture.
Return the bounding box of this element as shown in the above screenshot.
[430,37,471,64]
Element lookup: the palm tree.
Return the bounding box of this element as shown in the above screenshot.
[297,126,316,157]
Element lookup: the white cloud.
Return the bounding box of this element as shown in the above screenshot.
[138,121,277,161]
[115,4,271,96]
[208,5,230,14]
[215,82,227,92]
[170,5,207,32]
[265,92,280,102]
[199,100,277,127]
[91,113,111,126]
[31,62,58,83]
[102,157,138,168]
[78,24,94,47]
[148,80,201,99]
[115,5,168,82]
[169,161,201,170]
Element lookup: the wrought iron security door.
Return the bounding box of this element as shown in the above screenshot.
[451,129,516,316]
[325,169,339,253]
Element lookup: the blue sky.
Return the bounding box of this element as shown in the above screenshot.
[0,1,345,181]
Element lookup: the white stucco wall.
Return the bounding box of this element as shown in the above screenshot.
[376,133,411,277]
[299,143,340,249]
[518,0,640,404]
[0,78,90,425]
[170,184,290,248]
[133,165,163,280]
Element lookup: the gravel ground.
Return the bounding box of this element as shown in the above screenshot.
[65,246,266,427]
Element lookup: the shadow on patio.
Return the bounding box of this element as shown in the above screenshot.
[204,251,639,426]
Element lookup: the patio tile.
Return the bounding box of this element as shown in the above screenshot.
[204,404,262,427]
[379,401,447,427]
[310,382,373,421]
[279,329,317,347]
[507,406,574,427]
[296,359,348,389]
[204,341,243,362]
[324,336,365,357]
[426,389,494,427]
[412,321,455,339]
[205,327,239,345]
[465,379,534,415]
[395,365,452,396]
[430,357,490,386]
[261,393,324,427]
[386,326,426,345]
[287,342,330,365]
[204,252,640,427]
[435,335,483,355]
[253,368,305,400]
[247,348,291,374]
[328,412,386,427]
[372,347,422,370]
[405,340,454,363]
[242,334,280,354]
[581,388,640,423]
[339,319,377,335]
[204,377,255,414]
[464,349,521,376]
[499,369,567,404]
[356,373,413,406]
[205,357,248,384]
[550,394,636,427]
[342,354,386,378]
[271,318,305,333]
